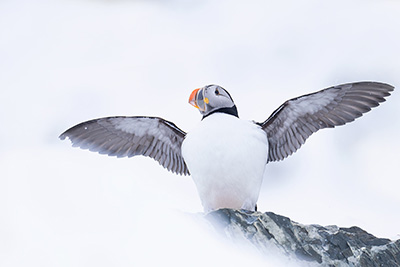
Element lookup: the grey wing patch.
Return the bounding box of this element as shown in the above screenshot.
[59,116,190,175]
[258,82,394,162]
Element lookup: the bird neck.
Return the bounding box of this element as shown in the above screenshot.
[202,105,239,120]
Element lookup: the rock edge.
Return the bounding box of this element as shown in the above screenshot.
[205,209,400,266]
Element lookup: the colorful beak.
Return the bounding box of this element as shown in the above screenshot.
[189,88,200,109]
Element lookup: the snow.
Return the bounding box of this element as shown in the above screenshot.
[1,0,400,266]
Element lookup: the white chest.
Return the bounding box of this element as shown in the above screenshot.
[181,113,269,211]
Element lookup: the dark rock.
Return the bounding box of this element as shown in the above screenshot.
[205,209,400,266]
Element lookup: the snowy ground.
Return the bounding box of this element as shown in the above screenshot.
[1,0,399,266]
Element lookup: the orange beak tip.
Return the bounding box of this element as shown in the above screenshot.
[189,88,200,108]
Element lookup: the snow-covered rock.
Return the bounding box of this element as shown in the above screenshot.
[205,209,400,266]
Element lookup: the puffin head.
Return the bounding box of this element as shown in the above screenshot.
[188,85,238,118]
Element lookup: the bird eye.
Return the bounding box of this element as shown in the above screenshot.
[215,89,220,95]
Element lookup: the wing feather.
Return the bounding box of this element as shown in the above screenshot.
[60,116,190,175]
[258,82,394,162]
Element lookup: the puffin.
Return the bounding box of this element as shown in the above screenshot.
[60,82,394,212]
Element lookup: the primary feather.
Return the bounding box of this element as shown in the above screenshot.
[59,116,189,175]
[258,82,394,162]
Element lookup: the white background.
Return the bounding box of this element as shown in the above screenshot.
[1,0,399,266]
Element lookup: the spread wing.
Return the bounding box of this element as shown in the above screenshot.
[59,116,190,175]
[258,82,394,162]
